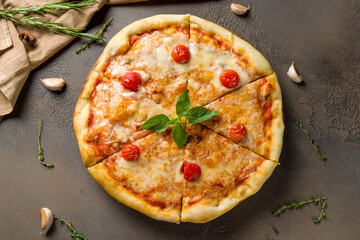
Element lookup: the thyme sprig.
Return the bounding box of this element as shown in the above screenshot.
[55,217,87,240]
[0,0,103,42]
[273,197,327,223]
[295,121,326,163]
[76,17,113,54]
[38,118,54,168]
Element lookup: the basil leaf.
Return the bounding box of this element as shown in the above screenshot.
[176,89,190,117]
[140,114,170,132]
[172,123,188,148]
[184,106,219,124]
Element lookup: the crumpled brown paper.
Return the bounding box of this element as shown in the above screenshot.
[0,0,147,119]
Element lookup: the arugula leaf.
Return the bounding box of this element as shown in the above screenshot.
[172,123,188,148]
[185,106,219,124]
[140,114,170,132]
[176,89,190,117]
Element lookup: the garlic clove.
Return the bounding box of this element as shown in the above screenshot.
[231,3,250,15]
[287,62,303,83]
[41,78,66,91]
[40,207,54,234]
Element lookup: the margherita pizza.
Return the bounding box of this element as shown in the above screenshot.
[73,14,284,223]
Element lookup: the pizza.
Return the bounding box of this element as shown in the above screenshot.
[73,14,284,223]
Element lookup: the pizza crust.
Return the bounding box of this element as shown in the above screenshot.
[190,15,232,45]
[244,160,277,192]
[232,33,273,77]
[93,14,190,73]
[73,70,104,167]
[262,73,284,162]
[88,162,181,223]
[181,183,254,223]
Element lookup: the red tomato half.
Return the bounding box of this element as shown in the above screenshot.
[182,161,201,181]
[219,69,239,88]
[171,45,190,64]
[122,144,140,161]
[121,72,142,91]
[229,124,247,142]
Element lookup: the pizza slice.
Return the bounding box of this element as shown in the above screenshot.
[180,125,276,223]
[93,14,191,112]
[188,15,273,106]
[88,130,184,223]
[200,73,284,161]
[73,71,171,167]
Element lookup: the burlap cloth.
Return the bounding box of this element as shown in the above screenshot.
[0,0,147,119]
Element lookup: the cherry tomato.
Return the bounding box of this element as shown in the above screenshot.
[229,124,247,142]
[171,45,190,64]
[121,72,142,91]
[122,144,140,161]
[219,69,239,88]
[182,161,201,181]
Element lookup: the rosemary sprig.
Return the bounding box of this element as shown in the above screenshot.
[295,121,326,163]
[76,17,113,54]
[2,0,96,16]
[273,197,327,223]
[0,0,103,42]
[38,118,54,168]
[55,217,87,240]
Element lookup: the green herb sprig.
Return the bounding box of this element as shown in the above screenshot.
[76,17,113,54]
[2,0,97,15]
[0,0,103,42]
[140,90,219,148]
[295,121,326,163]
[38,118,54,168]
[272,197,327,223]
[55,217,87,240]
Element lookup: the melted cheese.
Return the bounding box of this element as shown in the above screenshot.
[182,125,264,204]
[105,29,189,111]
[104,132,184,208]
[107,30,189,79]
[89,78,170,146]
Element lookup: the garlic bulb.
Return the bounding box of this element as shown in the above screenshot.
[40,207,54,234]
[287,62,303,83]
[41,78,66,91]
[231,3,250,15]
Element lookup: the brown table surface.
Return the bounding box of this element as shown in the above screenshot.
[1,0,359,239]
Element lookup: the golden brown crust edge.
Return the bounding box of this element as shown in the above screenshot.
[245,160,277,194]
[92,14,190,72]
[232,32,273,77]
[73,70,103,168]
[190,15,233,45]
[181,183,254,223]
[265,73,284,162]
[88,162,181,223]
